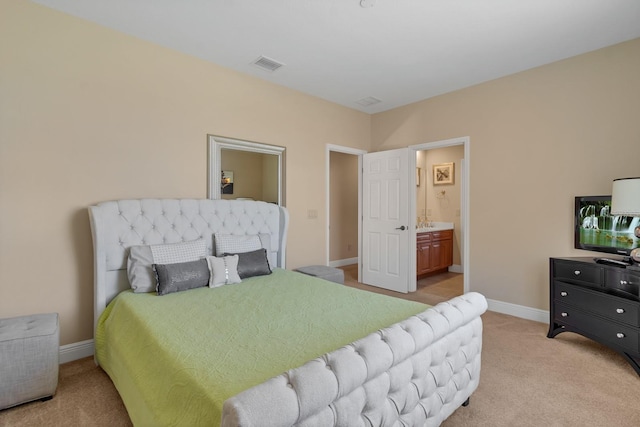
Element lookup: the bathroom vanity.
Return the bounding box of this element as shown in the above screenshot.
[417,224,454,277]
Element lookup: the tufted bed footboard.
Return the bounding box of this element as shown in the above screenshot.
[222,291,487,427]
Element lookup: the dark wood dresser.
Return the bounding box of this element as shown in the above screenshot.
[548,257,640,376]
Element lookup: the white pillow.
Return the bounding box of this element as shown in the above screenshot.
[127,239,207,293]
[214,233,270,256]
[206,255,241,288]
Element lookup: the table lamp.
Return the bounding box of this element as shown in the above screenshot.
[611,177,640,262]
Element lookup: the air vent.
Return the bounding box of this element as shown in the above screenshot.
[252,56,284,72]
[356,96,382,107]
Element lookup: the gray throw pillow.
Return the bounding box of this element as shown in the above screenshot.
[127,239,208,293]
[223,248,272,279]
[153,259,210,296]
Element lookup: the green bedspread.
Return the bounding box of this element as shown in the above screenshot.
[96,268,427,426]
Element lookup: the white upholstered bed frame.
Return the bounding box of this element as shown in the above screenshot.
[89,198,487,426]
[88,198,289,330]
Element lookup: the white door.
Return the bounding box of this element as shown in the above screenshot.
[362,148,410,293]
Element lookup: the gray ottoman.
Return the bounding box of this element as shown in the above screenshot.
[295,265,345,284]
[0,313,59,410]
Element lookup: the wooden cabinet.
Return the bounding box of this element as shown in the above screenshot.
[416,233,432,275]
[417,229,453,277]
[548,257,640,376]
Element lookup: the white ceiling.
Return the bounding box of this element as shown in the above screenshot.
[33,0,640,114]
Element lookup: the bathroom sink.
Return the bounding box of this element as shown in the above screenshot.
[416,222,454,233]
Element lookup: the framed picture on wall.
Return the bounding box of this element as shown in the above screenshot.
[221,170,234,194]
[433,162,454,185]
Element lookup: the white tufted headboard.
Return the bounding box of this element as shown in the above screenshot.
[88,199,289,333]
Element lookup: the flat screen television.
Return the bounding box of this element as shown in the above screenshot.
[575,195,640,256]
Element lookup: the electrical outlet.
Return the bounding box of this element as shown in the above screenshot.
[347,244,352,252]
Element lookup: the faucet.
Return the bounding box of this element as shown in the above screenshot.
[417,217,434,228]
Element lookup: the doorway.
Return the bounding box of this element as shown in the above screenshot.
[410,137,469,298]
[326,145,366,283]
[326,137,469,298]
[415,147,464,301]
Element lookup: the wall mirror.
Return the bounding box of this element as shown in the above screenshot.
[207,135,285,205]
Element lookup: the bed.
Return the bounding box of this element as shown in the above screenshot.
[89,198,487,426]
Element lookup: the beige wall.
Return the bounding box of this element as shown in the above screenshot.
[372,38,640,310]
[0,1,370,345]
[262,154,279,204]
[416,150,427,219]
[329,152,359,262]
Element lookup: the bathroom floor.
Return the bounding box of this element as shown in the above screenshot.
[339,264,463,306]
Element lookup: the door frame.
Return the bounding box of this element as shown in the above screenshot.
[326,144,367,283]
[409,136,470,293]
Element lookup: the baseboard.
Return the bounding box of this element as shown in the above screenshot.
[59,339,94,364]
[328,257,358,268]
[486,298,549,323]
[448,264,463,274]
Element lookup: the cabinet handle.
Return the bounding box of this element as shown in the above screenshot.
[617,333,625,339]
[616,308,625,314]
[561,312,568,317]
[620,280,628,285]
[560,291,568,297]
[573,270,581,276]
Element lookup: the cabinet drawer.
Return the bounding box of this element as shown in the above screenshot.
[555,302,639,353]
[604,269,640,300]
[430,229,452,241]
[417,233,431,243]
[553,260,602,289]
[554,282,640,327]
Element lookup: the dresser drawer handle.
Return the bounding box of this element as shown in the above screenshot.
[560,291,568,297]
[573,270,581,276]
[561,312,568,317]
[617,333,626,339]
[616,308,625,314]
[620,280,628,285]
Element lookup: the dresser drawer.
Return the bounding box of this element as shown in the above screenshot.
[604,269,640,300]
[553,259,602,289]
[555,302,639,353]
[555,282,640,327]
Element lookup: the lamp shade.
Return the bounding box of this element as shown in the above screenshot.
[611,177,640,216]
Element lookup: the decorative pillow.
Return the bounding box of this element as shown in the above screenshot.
[214,233,271,257]
[153,259,210,296]
[206,255,241,288]
[222,248,272,279]
[127,239,207,293]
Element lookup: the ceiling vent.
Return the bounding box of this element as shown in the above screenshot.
[252,56,284,72]
[356,96,382,107]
